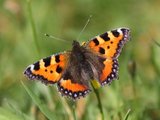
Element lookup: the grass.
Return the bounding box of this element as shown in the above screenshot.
[27,0,40,57]
[92,85,104,120]
[0,0,160,120]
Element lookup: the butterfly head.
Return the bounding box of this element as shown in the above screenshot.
[72,40,80,47]
[72,40,83,52]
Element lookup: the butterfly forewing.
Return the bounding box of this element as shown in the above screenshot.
[24,52,69,84]
[86,28,130,59]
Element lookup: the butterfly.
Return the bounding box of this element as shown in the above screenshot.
[24,28,130,99]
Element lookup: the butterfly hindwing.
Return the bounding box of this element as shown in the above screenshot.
[100,59,119,85]
[57,78,90,99]
[86,28,130,58]
[24,52,69,84]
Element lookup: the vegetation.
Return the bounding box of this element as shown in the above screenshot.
[0,0,160,120]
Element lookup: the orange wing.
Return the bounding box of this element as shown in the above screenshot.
[86,28,130,58]
[86,28,130,85]
[100,59,119,85]
[24,52,69,84]
[57,78,90,99]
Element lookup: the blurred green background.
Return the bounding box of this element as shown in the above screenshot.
[0,0,160,120]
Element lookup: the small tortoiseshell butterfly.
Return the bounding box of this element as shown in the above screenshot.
[24,28,130,99]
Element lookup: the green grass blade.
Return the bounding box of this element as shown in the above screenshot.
[21,81,57,120]
[91,82,104,120]
[0,107,24,120]
[27,0,40,56]
[4,99,32,120]
[123,109,131,120]
[72,102,77,120]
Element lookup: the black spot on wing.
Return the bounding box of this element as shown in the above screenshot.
[93,38,99,46]
[100,32,110,41]
[43,56,51,67]
[56,65,62,73]
[111,30,120,37]
[55,55,60,63]
[99,47,105,54]
[33,62,40,70]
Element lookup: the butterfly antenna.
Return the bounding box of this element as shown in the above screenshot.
[44,33,70,43]
[77,15,92,40]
